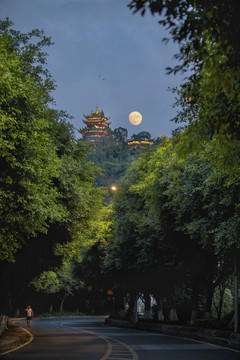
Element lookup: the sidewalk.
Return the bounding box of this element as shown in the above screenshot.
[0,322,32,355]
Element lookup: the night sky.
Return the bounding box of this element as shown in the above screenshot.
[1,0,183,139]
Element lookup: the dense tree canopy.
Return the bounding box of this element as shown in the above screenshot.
[0,19,106,313]
[102,135,240,322]
[0,19,64,261]
[128,0,240,181]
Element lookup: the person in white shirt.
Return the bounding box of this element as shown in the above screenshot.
[25,305,34,327]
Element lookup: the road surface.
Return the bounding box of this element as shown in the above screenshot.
[1,317,239,359]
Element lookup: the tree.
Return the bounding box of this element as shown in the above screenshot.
[31,261,82,312]
[134,131,152,140]
[112,127,128,144]
[0,19,65,262]
[103,135,240,323]
[128,1,240,180]
[128,1,240,327]
[136,137,240,321]
[103,140,186,320]
[30,204,113,314]
[0,20,107,315]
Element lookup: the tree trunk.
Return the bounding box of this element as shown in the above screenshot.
[59,294,66,313]
[234,261,239,333]
[114,293,125,318]
[131,295,138,324]
[191,309,198,324]
[158,309,164,321]
[127,292,137,322]
[205,258,214,319]
[152,293,165,321]
[217,285,225,320]
[7,292,13,316]
[169,307,178,321]
[144,293,153,320]
[190,277,199,324]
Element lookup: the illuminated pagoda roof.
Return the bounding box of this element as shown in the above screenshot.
[128,132,154,150]
[80,106,111,144]
[83,106,111,125]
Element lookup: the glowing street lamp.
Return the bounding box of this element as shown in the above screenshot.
[111,185,117,192]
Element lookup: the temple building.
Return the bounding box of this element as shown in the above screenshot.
[79,106,111,144]
[127,132,154,150]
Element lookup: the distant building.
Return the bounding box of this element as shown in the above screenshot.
[127,132,154,150]
[79,106,111,144]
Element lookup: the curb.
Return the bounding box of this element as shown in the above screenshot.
[0,324,33,355]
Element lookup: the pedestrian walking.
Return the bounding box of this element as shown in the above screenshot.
[25,305,34,327]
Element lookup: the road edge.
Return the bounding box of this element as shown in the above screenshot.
[0,325,34,356]
[105,318,240,351]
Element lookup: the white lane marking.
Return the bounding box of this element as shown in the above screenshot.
[60,322,113,360]
[63,323,240,354]
[61,322,138,360]
[0,327,34,356]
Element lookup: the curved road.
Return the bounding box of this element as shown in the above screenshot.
[1,317,239,360]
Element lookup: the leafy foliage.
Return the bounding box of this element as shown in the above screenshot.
[0,19,64,261]
[128,1,240,180]
[103,134,240,320]
[86,127,132,189]
[0,20,107,314]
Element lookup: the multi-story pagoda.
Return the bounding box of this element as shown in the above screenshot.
[79,106,111,144]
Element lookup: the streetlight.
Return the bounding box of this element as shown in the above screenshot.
[110,185,117,192]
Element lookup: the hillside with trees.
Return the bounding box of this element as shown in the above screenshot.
[86,127,132,188]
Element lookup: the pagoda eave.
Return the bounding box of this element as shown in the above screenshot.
[83,118,110,124]
[128,140,154,146]
[82,130,108,134]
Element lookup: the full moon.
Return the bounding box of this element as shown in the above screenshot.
[129,111,143,125]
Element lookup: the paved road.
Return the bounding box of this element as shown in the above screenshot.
[1,317,240,360]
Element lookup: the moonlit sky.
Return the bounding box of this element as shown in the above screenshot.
[1,0,183,139]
